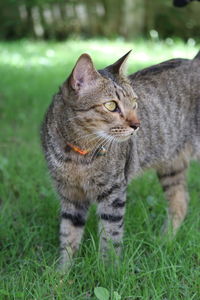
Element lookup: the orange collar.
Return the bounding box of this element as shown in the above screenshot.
[66,143,89,155]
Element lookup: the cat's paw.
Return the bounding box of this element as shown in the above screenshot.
[57,257,74,274]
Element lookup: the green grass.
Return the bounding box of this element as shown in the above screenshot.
[0,38,200,299]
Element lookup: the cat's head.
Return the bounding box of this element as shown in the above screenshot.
[61,51,140,147]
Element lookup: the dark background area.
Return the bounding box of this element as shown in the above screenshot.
[1,0,200,41]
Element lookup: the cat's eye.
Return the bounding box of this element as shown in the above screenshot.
[132,102,138,110]
[104,101,118,112]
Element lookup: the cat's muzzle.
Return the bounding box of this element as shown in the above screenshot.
[131,126,139,135]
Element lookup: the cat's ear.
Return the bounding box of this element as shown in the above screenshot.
[68,54,101,91]
[105,50,132,75]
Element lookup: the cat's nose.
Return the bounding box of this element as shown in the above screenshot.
[126,111,140,131]
[130,121,140,131]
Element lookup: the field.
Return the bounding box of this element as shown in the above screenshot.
[0,38,200,299]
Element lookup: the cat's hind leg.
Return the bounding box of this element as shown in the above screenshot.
[157,157,189,235]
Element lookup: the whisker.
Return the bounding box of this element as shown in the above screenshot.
[89,136,106,163]
[91,136,105,153]
[107,136,115,152]
[67,125,105,145]
[105,136,115,162]
[85,134,104,149]
[104,136,115,153]
[70,132,97,145]
[91,135,113,162]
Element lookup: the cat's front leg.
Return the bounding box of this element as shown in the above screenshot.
[97,184,126,259]
[59,200,89,271]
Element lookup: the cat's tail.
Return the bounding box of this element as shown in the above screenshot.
[194,51,200,60]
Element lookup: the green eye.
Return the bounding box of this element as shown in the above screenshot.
[104,101,117,112]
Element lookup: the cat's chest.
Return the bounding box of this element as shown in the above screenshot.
[63,152,126,201]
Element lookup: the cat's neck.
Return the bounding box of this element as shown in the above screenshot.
[57,120,106,157]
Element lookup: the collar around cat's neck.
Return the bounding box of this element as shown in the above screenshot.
[66,143,107,157]
[66,143,89,155]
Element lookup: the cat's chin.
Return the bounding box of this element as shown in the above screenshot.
[115,134,132,143]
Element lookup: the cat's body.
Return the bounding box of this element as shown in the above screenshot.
[131,57,200,170]
[41,51,200,269]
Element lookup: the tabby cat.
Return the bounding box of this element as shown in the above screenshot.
[41,50,200,270]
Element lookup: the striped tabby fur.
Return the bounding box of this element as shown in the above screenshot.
[41,51,200,270]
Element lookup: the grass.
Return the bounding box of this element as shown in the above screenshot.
[0,37,200,299]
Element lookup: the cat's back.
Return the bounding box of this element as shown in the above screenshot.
[129,58,190,91]
[128,56,200,169]
[129,55,200,98]
[129,58,193,127]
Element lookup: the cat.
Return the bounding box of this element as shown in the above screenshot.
[41,50,200,270]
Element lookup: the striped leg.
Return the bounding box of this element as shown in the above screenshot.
[157,166,189,235]
[97,185,126,258]
[59,202,88,270]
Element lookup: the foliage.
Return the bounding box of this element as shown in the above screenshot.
[0,39,200,299]
[94,287,110,300]
[94,287,121,300]
[0,0,200,40]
